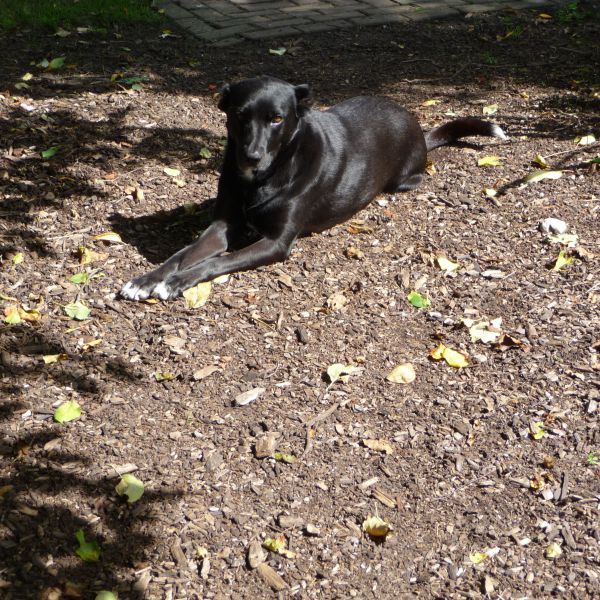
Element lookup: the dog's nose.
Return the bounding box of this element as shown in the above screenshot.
[244,149,262,163]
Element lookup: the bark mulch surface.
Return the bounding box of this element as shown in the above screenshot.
[1,5,599,599]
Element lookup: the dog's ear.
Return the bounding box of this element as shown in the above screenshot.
[294,84,311,116]
[218,84,230,112]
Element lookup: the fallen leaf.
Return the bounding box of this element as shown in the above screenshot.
[54,400,81,423]
[41,146,59,159]
[469,551,489,565]
[93,231,123,243]
[435,254,460,272]
[95,592,118,600]
[386,363,416,384]
[344,246,364,259]
[547,233,578,247]
[163,166,181,177]
[534,153,551,169]
[425,160,436,175]
[525,169,562,183]
[422,99,441,106]
[48,57,66,70]
[268,47,287,56]
[545,542,563,559]
[12,252,24,265]
[115,474,144,503]
[199,147,212,159]
[64,301,91,320]
[530,421,546,440]
[407,290,431,308]
[363,439,394,454]
[481,269,506,279]
[70,272,89,284]
[75,529,100,562]
[78,246,107,265]
[273,452,297,464]
[482,103,498,115]
[22,72,33,81]
[154,371,174,382]
[553,250,573,272]
[539,12,553,19]
[430,343,469,368]
[326,363,360,384]
[574,134,596,145]
[326,291,349,310]
[43,353,68,364]
[183,281,212,308]
[362,516,392,540]
[478,156,502,167]
[463,317,502,344]
[262,534,296,558]
[4,306,21,325]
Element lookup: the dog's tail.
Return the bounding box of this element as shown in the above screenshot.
[425,118,507,152]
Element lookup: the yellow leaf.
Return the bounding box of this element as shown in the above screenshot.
[22,72,34,81]
[478,156,502,167]
[213,274,229,284]
[483,188,497,197]
[525,169,562,183]
[326,363,360,384]
[430,343,469,368]
[163,166,181,177]
[363,439,394,454]
[18,307,41,322]
[425,160,436,175]
[534,154,550,169]
[469,551,488,565]
[482,103,498,116]
[83,339,103,350]
[43,353,69,364]
[93,231,123,243]
[4,305,21,324]
[530,421,546,440]
[154,371,174,382]
[362,516,392,539]
[12,252,24,265]
[262,535,295,558]
[182,281,212,308]
[386,363,416,384]
[435,254,460,272]
[539,13,553,19]
[326,291,348,310]
[78,246,108,265]
[545,542,562,559]
[553,250,573,272]
[422,99,441,106]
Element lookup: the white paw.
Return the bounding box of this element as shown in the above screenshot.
[121,280,150,301]
[152,282,172,300]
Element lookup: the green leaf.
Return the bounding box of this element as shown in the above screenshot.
[22,72,33,81]
[591,157,600,164]
[163,167,180,177]
[12,252,24,265]
[48,57,66,70]
[131,83,143,92]
[95,592,118,600]
[525,169,562,183]
[70,272,89,285]
[64,301,91,320]
[574,134,596,145]
[268,47,287,56]
[54,400,81,423]
[120,75,146,85]
[37,58,50,68]
[199,147,212,159]
[587,451,598,466]
[407,291,431,308]
[14,82,29,90]
[273,452,297,464]
[41,146,59,159]
[154,371,174,382]
[115,474,144,503]
[75,529,101,562]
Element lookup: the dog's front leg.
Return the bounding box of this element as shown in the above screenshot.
[121,219,231,301]
[157,234,296,300]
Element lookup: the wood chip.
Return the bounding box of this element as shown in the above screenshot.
[247,540,267,569]
[278,514,304,529]
[192,365,219,380]
[305,524,320,536]
[200,556,210,580]
[358,476,379,491]
[170,540,188,569]
[372,488,397,508]
[254,432,278,458]
[111,463,138,476]
[256,563,288,591]
[234,387,265,406]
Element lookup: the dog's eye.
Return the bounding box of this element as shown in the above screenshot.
[271,115,283,125]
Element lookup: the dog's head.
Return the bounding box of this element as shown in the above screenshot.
[218,76,310,180]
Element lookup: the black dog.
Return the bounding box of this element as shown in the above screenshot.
[121,76,505,300]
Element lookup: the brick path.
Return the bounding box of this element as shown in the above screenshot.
[155,0,553,45]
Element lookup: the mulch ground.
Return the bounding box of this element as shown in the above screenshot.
[1,4,599,599]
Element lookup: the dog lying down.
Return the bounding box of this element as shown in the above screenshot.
[121,76,506,301]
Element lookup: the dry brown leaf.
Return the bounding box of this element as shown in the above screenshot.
[363,439,394,454]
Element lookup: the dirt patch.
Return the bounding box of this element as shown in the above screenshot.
[1,5,599,599]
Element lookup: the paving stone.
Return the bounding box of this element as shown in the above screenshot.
[160,0,556,44]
